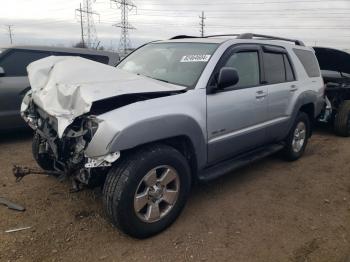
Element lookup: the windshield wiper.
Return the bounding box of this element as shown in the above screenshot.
[138,73,169,83]
[152,77,169,83]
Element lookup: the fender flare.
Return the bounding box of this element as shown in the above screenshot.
[108,114,207,169]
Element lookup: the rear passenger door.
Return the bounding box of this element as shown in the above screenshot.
[262,46,297,142]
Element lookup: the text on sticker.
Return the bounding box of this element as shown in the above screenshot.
[180,55,211,62]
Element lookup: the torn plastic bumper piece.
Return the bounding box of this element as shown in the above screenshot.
[84,152,120,168]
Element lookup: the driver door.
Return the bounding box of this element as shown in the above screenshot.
[206,45,269,164]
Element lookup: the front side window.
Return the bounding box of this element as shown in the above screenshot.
[224,51,260,88]
[117,42,219,88]
[0,49,50,77]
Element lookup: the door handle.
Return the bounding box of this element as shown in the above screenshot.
[256,90,267,99]
[290,85,298,92]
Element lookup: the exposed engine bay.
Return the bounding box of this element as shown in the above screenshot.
[21,91,177,188]
[314,47,350,123]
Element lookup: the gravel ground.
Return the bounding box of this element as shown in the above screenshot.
[1,128,350,262]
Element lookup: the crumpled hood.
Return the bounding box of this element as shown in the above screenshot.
[25,56,186,137]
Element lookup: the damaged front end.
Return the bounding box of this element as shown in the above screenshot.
[21,92,120,188]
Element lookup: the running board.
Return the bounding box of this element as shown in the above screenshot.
[198,144,284,181]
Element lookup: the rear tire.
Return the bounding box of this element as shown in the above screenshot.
[103,144,191,238]
[334,100,350,137]
[283,112,310,161]
[32,133,55,171]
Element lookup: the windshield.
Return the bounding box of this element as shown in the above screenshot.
[117,42,218,88]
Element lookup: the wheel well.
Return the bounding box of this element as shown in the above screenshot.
[160,136,198,182]
[300,103,315,121]
[299,103,315,137]
[121,136,198,183]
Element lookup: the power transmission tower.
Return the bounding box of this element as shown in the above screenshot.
[75,3,85,47]
[5,25,14,44]
[199,11,206,37]
[75,0,100,48]
[110,0,136,56]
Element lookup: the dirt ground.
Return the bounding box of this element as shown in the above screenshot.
[1,128,350,262]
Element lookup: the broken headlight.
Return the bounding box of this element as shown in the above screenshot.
[84,116,101,141]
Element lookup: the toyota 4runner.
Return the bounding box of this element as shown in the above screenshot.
[21,33,325,238]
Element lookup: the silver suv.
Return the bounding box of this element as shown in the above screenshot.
[21,33,324,238]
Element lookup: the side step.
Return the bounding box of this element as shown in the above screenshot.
[198,144,284,182]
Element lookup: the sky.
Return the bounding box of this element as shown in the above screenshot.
[0,0,349,50]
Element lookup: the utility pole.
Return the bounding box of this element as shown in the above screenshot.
[199,11,206,37]
[76,3,85,47]
[110,0,136,56]
[75,0,100,48]
[5,25,14,44]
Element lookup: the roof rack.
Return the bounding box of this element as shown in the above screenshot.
[169,33,305,46]
[169,35,199,40]
[204,33,305,46]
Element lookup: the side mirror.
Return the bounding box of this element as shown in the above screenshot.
[217,67,239,90]
[0,67,5,77]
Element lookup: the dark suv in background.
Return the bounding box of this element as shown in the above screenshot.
[0,45,119,130]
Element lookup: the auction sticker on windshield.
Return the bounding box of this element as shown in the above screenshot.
[180,54,211,62]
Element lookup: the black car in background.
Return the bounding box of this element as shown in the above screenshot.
[0,45,119,130]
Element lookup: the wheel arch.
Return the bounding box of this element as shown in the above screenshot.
[119,135,199,183]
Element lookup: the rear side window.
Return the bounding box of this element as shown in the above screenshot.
[81,54,109,64]
[54,52,109,65]
[0,49,50,76]
[263,52,285,84]
[224,51,260,88]
[293,49,320,77]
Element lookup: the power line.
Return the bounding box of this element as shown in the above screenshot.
[134,0,350,5]
[199,11,206,37]
[134,8,350,13]
[5,25,14,44]
[110,0,136,55]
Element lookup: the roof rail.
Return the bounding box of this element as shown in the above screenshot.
[204,33,305,46]
[169,35,199,40]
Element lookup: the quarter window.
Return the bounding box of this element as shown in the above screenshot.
[224,51,260,88]
[293,49,320,78]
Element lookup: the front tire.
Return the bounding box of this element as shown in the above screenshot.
[283,112,310,161]
[103,144,191,238]
[32,133,55,171]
